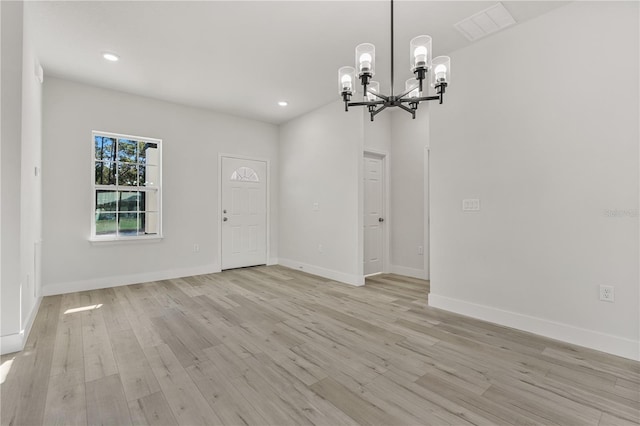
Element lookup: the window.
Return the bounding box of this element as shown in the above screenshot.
[230,166,259,182]
[92,131,162,240]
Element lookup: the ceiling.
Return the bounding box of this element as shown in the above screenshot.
[26,1,568,124]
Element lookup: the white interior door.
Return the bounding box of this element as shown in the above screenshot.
[221,157,267,270]
[364,153,384,276]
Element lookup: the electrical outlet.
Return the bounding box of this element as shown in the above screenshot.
[599,285,614,302]
[193,244,200,253]
[462,199,480,211]
[418,246,423,255]
[318,244,323,253]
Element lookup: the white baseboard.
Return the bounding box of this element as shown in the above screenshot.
[267,257,279,266]
[278,259,364,286]
[390,264,428,280]
[1,297,42,355]
[1,332,23,355]
[428,293,640,362]
[42,264,221,296]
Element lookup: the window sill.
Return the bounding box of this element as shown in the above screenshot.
[89,235,164,245]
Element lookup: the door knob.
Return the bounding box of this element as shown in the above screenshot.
[378,217,384,222]
[223,217,228,222]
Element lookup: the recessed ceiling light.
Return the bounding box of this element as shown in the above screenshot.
[102,52,120,62]
[278,101,288,107]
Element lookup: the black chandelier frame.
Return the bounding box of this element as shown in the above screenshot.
[340,0,448,121]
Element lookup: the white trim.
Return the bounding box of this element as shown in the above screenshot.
[428,293,640,362]
[365,272,383,278]
[89,236,163,244]
[218,154,271,271]
[91,130,163,241]
[423,146,430,280]
[278,259,364,286]
[1,333,23,355]
[390,264,428,280]
[267,257,279,266]
[41,264,221,296]
[1,297,42,355]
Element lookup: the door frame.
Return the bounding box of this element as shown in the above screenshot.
[363,149,390,276]
[217,154,271,270]
[424,146,430,280]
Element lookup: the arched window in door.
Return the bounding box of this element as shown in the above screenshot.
[230,166,259,182]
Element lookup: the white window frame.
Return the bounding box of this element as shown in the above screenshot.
[90,130,163,242]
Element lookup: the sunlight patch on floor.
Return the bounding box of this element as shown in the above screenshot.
[0,357,15,384]
[64,303,103,314]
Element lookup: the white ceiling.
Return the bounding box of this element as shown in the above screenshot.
[26,1,568,124]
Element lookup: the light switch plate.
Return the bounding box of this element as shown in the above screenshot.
[462,199,480,211]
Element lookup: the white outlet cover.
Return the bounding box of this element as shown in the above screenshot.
[599,285,615,302]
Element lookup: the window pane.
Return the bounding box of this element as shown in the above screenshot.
[118,163,138,186]
[96,190,118,211]
[141,212,159,235]
[118,191,139,212]
[139,165,159,186]
[118,139,137,163]
[95,161,116,185]
[95,212,116,236]
[94,136,115,161]
[118,212,139,236]
[138,142,158,164]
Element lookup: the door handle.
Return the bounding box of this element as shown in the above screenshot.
[223,217,228,222]
[378,218,384,222]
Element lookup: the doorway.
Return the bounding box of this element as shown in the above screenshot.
[220,156,267,270]
[363,152,386,276]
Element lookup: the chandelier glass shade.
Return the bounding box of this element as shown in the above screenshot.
[338,0,451,121]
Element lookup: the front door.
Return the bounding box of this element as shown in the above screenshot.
[221,157,267,270]
[364,153,384,276]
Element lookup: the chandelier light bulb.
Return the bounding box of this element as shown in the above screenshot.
[431,56,451,87]
[355,43,376,77]
[413,46,428,68]
[341,74,353,91]
[409,35,432,72]
[434,64,447,82]
[359,53,372,72]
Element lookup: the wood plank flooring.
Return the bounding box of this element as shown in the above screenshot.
[1,266,639,425]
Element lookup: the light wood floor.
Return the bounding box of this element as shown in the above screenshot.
[1,266,639,426]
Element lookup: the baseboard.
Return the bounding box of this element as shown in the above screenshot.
[428,293,640,361]
[1,297,42,355]
[390,264,428,280]
[42,264,221,296]
[278,259,364,286]
[1,332,23,355]
[267,257,279,266]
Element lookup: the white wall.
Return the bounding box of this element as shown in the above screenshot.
[20,3,43,336]
[363,109,391,154]
[1,0,24,344]
[41,77,279,295]
[390,109,429,279]
[430,2,639,360]
[279,100,364,285]
[1,0,44,355]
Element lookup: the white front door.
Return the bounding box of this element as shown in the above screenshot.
[364,153,384,276]
[221,157,267,270]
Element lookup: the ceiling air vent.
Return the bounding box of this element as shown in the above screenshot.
[454,3,516,42]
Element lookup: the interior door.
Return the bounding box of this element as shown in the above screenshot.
[221,157,267,270]
[364,153,384,276]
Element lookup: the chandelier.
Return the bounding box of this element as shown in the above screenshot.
[338,0,451,121]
